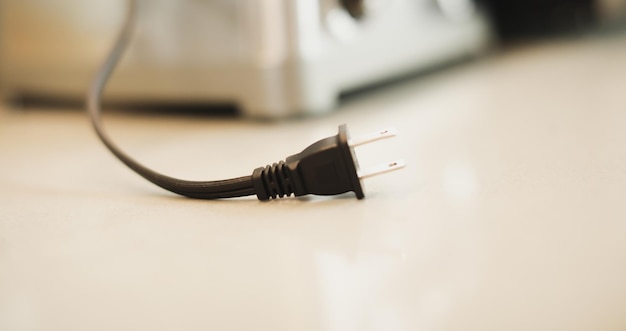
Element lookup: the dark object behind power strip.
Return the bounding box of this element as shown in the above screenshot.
[481,0,597,40]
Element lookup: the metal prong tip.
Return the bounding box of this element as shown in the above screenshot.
[357,159,406,179]
[348,127,398,147]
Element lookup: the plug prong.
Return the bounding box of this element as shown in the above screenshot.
[348,128,397,147]
[357,159,406,179]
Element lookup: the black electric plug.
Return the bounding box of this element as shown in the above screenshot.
[252,124,404,200]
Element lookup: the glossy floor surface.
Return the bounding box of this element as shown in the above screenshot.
[1,35,626,330]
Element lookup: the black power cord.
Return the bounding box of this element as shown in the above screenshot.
[87,0,404,200]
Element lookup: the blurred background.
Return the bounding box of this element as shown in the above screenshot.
[1,0,625,118]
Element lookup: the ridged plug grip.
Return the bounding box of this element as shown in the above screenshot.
[252,161,294,200]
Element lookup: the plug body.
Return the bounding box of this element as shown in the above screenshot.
[252,124,402,200]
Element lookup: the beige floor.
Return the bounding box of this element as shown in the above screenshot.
[1,34,626,331]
